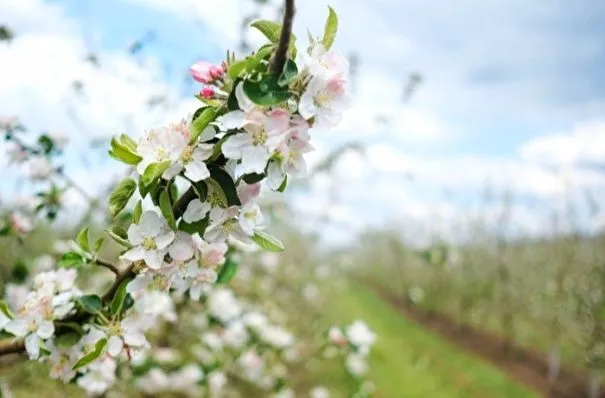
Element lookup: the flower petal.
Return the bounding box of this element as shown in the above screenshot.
[37,320,55,339]
[144,250,165,270]
[4,319,28,337]
[127,224,143,246]
[221,133,251,160]
[24,333,40,360]
[241,146,269,174]
[183,199,211,224]
[199,125,217,142]
[216,111,246,130]
[184,160,210,182]
[155,231,175,250]
[121,246,145,262]
[139,211,164,236]
[107,335,123,357]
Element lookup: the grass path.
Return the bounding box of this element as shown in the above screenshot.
[322,282,539,398]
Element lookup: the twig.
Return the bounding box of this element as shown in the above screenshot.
[95,258,120,275]
[0,340,24,356]
[269,0,295,74]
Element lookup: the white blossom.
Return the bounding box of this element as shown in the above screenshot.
[122,211,175,269]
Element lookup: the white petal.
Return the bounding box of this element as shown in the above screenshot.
[121,246,145,262]
[169,240,194,262]
[0,312,9,329]
[199,125,217,142]
[298,90,317,120]
[24,333,39,359]
[162,162,183,180]
[216,111,246,130]
[155,230,175,250]
[203,226,223,243]
[127,224,143,246]
[267,161,285,190]
[124,330,146,347]
[183,199,211,224]
[221,133,251,160]
[144,250,165,270]
[126,275,150,293]
[235,82,254,112]
[241,146,269,174]
[36,320,55,339]
[189,284,203,301]
[184,161,210,182]
[5,319,28,337]
[193,144,214,161]
[107,335,123,357]
[139,211,164,236]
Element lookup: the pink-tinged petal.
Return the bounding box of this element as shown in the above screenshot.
[155,231,175,250]
[190,61,213,83]
[286,154,307,177]
[127,224,143,246]
[107,335,123,357]
[24,333,40,359]
[237,182,261,204]
[241,146,269,174]
[221,133,251,160]
[5,319,28,337]
[36,320,54,339]
[216,111,246,130]
[184,161,210,182]
[267,109,291,133]
[144,250,164,270]
[121,246,145,262]
[139,211,164,236]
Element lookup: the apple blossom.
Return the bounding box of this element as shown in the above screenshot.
[190,60,224,84]
[121,210,175,270]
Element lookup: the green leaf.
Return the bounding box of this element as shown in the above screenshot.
[106,228,132,248]
[119,134,138,152]
[72,338,107,370]
[109,136,142,165]
[58,252,85,268]
[110,276,133,315]
[133,200,142,224]
[242,173,265,184]
[142,161,171,187]
[209,167,241,206]
[159,189,176,230]
[0,300,14,319]
[38,135,55,154]
[76,227,89,252]
[192,181,208,202]
[11,260,28,283]
[251,231,285,252]
[178,216,209,236]
[217,258,238,284]
[228,59,249,80]
[109,177,137,217]
[250,20,297,55]
[56,321,84,335]
[77,295,102,314]
[322,6,338,50]
[243,75,292,106]
[93,237,105,252]
[277,175,288,192]
[278,59,298,87]
[56,332,81,348]
[190,107,217,144]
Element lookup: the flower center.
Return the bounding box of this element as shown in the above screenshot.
[142,237,157,250]
[181,145,194,163]
[314,92,330,108]
[208,191,226,207]
[221,218,239,233]
[252,130,268,146]
[243,210,258,220]
[152,274,170,291]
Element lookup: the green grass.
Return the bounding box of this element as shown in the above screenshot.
[321,282,539,398]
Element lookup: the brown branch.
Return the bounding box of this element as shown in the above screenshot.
[0,340,24,356]
[95,259,120,275]
[270,0,295,74]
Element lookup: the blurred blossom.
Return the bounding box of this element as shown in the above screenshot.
[310,386,330,398]
[408,286,425,303]
[346,353,368,376]
[302,283,320,302]
[33,255,55,272]
[26,156,53,180]
[259,252,279,271]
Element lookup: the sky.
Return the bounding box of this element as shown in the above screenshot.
[1,0,605,245]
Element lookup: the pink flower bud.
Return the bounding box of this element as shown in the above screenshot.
[190,61,224,83]
[200,86,214,99]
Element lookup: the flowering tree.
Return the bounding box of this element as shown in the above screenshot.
[0,2,377,396]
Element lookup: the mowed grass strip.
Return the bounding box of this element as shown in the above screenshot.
[321,282,539,398]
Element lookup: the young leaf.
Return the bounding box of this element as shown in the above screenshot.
[142,161,171,187]
[178,216,209,236]
[110,276,134,315]
[250,20,297,55]
[251,231,285,252]
[277,175,288,192]
[106,228,131,248]
[278,59,298,87]
[76,227,89,252]
[133,200,142,224]
[77,295,103,314]
[159,189,176,230]
[58,252,85,268]
[109,137,142,165]
[322,6,338,50]
[109,177,137,217]
[209,167,241,206]
[190,107,217,144]
[243,173,265,184]
[0,300,14,318]
[93,237,105,252]
[192,181,208,202]
[217,258,238,284]
[72,338,107,370]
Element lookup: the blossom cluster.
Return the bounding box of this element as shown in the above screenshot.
[0,7,378,397]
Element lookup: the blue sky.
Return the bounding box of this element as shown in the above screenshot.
[2,0,605,243]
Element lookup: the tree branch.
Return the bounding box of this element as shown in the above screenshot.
[95,259,120,275]
[0,340,24,356]
[270,0,295,74]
